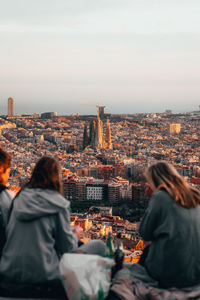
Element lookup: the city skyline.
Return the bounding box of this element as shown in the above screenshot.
[1,0,200,115]
[1,97,200,116]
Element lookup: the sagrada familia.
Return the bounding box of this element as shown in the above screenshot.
[83,107,112,150]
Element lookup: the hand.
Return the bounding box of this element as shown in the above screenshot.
[72,225,84,240]
[145,184,153,199]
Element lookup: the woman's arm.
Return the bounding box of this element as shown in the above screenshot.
[139,194,161,241]
[55,206,78,254]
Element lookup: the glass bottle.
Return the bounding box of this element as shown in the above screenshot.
[106,231,114,258]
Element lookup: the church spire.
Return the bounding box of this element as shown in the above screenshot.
[105,119,112,149]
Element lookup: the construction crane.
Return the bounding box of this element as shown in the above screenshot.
[80,104,106,118]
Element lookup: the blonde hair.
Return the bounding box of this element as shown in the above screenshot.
[145,161,200,208]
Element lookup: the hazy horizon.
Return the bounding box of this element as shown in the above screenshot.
[1,0,200,115]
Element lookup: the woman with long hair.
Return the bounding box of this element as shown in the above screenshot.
[138,161,200,288]
[0,156,78,298]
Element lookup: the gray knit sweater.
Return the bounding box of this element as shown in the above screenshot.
[139,190,200,288]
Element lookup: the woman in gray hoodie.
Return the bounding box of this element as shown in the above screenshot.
[0,156,78,298]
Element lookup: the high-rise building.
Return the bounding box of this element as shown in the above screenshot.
[86,183,108,202]
[108,183,120,204]
[8,97,14,117]
[170,123,181,134]
[63,178,76,200]
[105,119,112,149]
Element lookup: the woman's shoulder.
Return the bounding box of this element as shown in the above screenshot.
[153,189,171,198]
[0,189,14,206]
[20,187,71,210]
[150,189,173,207]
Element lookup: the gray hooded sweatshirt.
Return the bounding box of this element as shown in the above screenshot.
[0,188,78,284]
[0,189,13,226]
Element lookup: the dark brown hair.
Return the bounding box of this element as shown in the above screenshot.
[145,161,200,209]
[0,147,11,171]
[25,156,63,194]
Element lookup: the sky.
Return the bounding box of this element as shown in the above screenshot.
[0,0,200,115]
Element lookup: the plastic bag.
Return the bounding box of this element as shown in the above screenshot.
[59,253,114,300]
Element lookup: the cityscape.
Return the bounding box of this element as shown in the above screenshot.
[1,96,200,260]
[1,1,200,298]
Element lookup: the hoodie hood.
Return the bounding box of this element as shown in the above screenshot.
[14,188,69,221]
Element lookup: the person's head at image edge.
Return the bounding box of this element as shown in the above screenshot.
[145,161,200,209]
[0,147,11,187]
[25,156,63,194]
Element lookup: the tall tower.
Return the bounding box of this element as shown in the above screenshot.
[8,97,14,117]
[105,119,112,149]
[95,117,103,149]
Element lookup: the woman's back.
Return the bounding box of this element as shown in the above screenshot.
[140,189,200,288]
[0,187,78,284]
